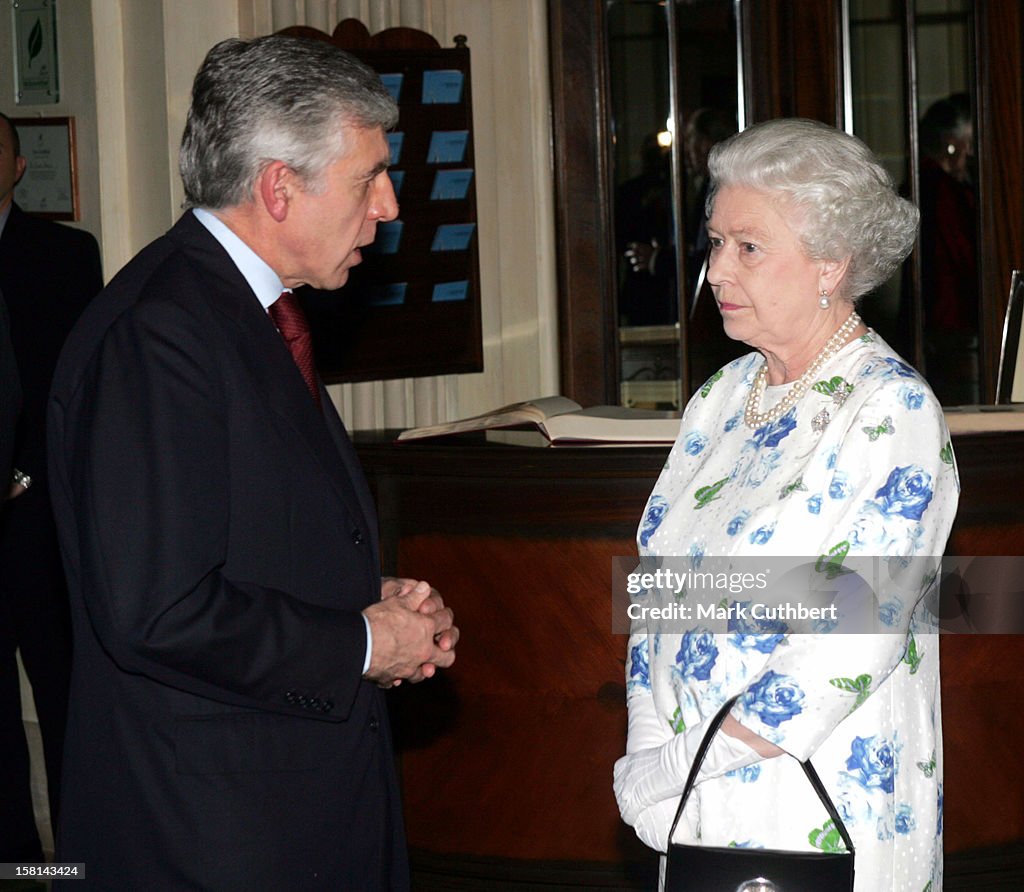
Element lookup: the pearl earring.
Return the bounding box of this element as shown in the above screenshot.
[819,289,830,310]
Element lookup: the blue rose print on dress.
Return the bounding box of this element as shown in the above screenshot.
[726,763,762,783]
[826,448,838,470]
[874,466,934,520]
[741,449,783,488]
[848,510,893,553]
[724,411,741,432]
[675,630,719,681]
[828,472,852,500]
[752,409,797,448]
[876,812,895,842]
[727,511,751,536]
[894,803,916,835]
[749,523,775,545]
[628,638,650,689]
[878,600,901,627]
[880,357,917,378]
[684,431,708,455]
[845,734,896,794]
[730,632,786,654]
[937,783,944,835]
[639,495,669,547]
[806,494,822,515]
[899,384,925,410]
[730,603,788,640]
[689,543,705,567]
[742,670,804,728]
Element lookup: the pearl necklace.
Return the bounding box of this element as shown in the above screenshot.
[743,311,861,429]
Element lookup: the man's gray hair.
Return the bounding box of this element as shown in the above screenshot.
[179,35,398,210]
[706,118,919,300]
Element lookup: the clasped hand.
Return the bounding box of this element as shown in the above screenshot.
[362,577,458,688]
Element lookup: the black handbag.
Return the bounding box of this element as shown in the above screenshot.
[663,696,855,892]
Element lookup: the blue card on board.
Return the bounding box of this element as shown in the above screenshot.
[422,69,464,104]
[431,223,476,252]
[379,73,403,102]
[387,132,405,165]
[426,130,468,164]
[430,168,473,200]
[431,280,470,302]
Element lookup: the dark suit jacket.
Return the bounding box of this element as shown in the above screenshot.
[0,290,18,479]
[0,203,102,489]
[48,213,408,890]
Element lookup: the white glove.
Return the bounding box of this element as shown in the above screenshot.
[613,717,760,826]
[632,796,683,852]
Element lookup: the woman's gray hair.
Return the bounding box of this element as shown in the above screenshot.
[706,118,919,300]
[179,35,398,210]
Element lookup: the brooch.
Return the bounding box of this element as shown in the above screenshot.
[811,408,831,432]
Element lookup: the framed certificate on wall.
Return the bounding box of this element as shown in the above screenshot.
[11,116,79,220]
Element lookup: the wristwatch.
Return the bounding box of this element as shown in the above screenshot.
[11,468,31,490]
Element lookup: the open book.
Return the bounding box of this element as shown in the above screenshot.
[396,396,682,445]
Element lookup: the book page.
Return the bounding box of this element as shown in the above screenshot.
[397,396,582,440]
[541,406,681,443]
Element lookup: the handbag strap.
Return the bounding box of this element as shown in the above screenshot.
[666,695,856,856]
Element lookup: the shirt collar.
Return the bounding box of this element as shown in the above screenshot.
[192,207,287,310]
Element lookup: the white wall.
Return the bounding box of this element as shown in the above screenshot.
[83,0,559,430]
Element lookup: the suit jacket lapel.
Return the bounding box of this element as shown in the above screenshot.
[167,214,373,538]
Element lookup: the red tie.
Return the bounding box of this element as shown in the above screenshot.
[269,292,321,409]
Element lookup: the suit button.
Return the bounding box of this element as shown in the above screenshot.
[369,716,380,732]
[351,529,364,545]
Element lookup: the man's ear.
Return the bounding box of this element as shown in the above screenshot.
[256,161,293,223]
[13,155,25,186]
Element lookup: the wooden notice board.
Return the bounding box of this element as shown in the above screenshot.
[280,20,483,384]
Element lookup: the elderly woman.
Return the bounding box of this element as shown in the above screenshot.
[614,118,959,890]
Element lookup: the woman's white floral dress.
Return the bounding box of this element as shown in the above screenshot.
[627,331,959,891]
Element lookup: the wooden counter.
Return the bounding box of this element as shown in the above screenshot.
[355,427,1024,889]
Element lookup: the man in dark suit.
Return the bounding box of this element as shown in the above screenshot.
[0,111,102,861]
[48,36,457,890]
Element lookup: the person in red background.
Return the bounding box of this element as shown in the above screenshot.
[917,93,979,405]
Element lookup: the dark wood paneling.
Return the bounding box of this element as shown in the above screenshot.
[548,0,620,407]
[942,635,1024,854]
[392,534,640,862]
[743,0,842,126]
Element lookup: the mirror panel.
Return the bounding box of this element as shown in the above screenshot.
[608,1,679,408]
[608,0,743,409]
[849,0,979,404]
[548,0,1021,411]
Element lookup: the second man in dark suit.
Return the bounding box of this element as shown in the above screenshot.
[0,111,102,861]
